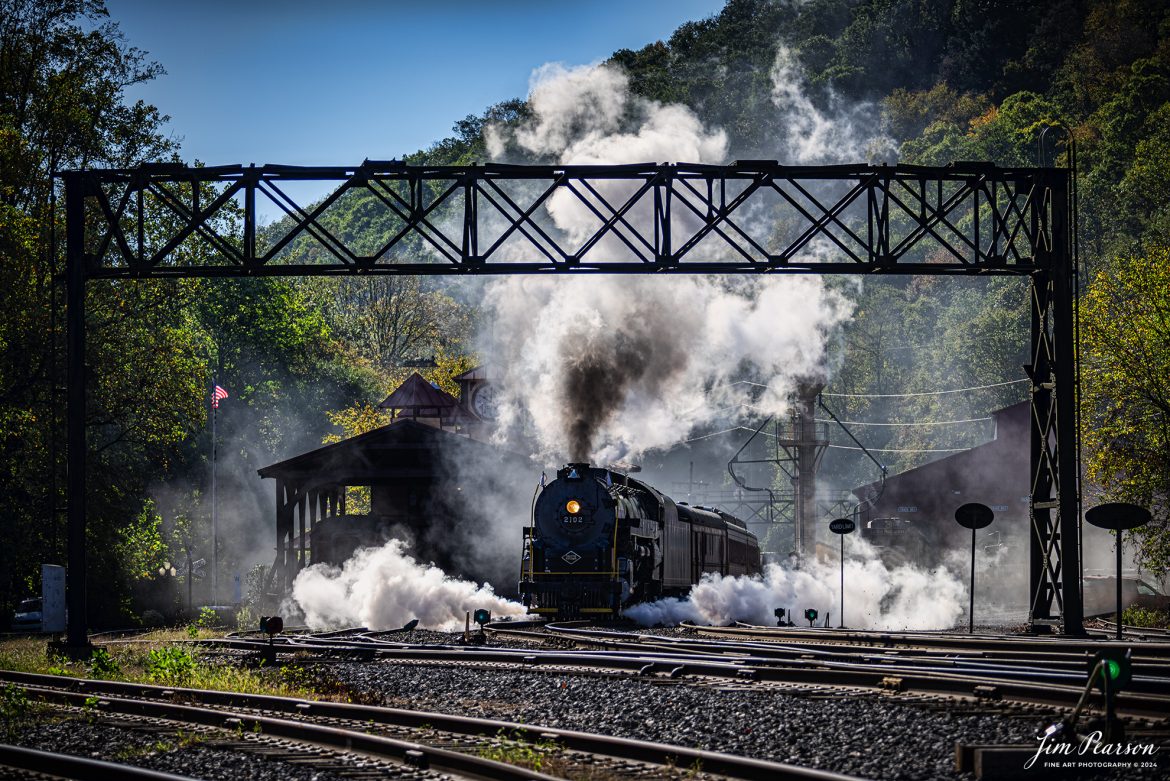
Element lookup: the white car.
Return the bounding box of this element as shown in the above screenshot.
[10,597,42,631]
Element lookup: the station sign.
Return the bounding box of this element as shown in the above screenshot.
[1085,503,1151,531]
[954,503,994,530]
[829,518,856,534]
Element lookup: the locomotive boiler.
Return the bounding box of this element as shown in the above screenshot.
[519,463,762,616]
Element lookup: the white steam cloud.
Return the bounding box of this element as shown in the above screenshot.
[289,540,524,631]
[488,62,728,166]
[482,61,853,463]
[485,275,851,463]
[628,552,967,631]
[770,44,893,164]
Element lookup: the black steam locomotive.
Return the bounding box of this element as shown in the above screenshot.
[519,463,762,616]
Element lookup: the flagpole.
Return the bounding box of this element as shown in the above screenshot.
[211,378,218,607]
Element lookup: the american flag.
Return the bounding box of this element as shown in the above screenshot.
[211,385,229,409]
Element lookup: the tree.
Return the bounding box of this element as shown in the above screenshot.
[311,276,471,373]
[0,0,189,623]
[1080,246,1170,574]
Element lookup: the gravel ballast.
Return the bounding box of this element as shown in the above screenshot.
[330,659,1164,781]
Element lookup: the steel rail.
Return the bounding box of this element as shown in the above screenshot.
[1091,621,1170,642]
[0,672,869,781]
[507,625,1170,683]
[698,622,1170,655]
[0,743,202,781]
[506,628,1170,697]
[526,623,1170,672]
[8,680,562,781]
[189,628,1170,692]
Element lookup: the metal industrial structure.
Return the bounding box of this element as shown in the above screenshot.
[725,382,830,558]
[60,160,1081,643]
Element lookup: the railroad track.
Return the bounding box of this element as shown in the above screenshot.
[529,622,1170,680]
[0,670,866,781]
[153,622,1170,723]
[0,743,203,781]
[1090,620,1170,642]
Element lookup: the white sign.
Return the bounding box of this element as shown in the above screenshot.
[41,564,66,633]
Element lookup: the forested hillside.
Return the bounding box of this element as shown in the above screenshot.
[2,0,1167,624]
[402,0,1170,572]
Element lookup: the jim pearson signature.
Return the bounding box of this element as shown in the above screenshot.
[1025,731,1160,770]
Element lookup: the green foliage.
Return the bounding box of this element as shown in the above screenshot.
[0,684,31,739]
[0,0,205,627]
[1120,605,1170,628]
[1080,246,1170,573]
[88,647,120,678]
[119,500,169,581]
[478,730,558,772]
[145,646,196,685]
[197,606,218,629]
[0,685,29,720]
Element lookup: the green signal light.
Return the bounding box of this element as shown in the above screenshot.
[1090,649,1131,692]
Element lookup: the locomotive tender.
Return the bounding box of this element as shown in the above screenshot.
[520,463,762,616]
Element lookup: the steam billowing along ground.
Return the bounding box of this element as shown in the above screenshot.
[628,551,968,631]
[289,540,524,632]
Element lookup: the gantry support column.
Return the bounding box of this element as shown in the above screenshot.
[1028,169,1083,635]
[64,172,88,649]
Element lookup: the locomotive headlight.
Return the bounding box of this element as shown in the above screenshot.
[566,500,581,514]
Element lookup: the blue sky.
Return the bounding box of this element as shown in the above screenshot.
[107,1,727,168]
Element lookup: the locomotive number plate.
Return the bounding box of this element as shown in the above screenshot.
[561,551,582,564]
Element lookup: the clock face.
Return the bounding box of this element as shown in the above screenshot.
[470,383,498,421]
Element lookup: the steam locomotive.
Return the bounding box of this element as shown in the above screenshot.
[519,463,762,616]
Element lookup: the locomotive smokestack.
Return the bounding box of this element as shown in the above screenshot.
[559,462,591,480]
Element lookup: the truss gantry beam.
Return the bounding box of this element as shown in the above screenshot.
[68,161,1050,277]
[60,161,1080,646]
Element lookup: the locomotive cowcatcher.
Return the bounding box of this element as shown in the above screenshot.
[520,463,761,616]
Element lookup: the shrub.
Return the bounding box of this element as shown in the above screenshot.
[1121,605,1170,628]
[89,647,120,677]
[145,646,195,685]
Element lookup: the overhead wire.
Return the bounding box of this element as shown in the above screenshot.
[821,378,1028,398]
[828,445,972,454]
[814,416,992,427]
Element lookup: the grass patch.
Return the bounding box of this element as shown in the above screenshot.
[0,683,39,740]
[479,730,559,773]
[0,632,354,702]
[112,729,204,760]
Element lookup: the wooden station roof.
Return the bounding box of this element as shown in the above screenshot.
[256,418,526,485]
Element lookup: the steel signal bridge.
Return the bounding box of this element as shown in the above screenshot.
[60,159,1081,641]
